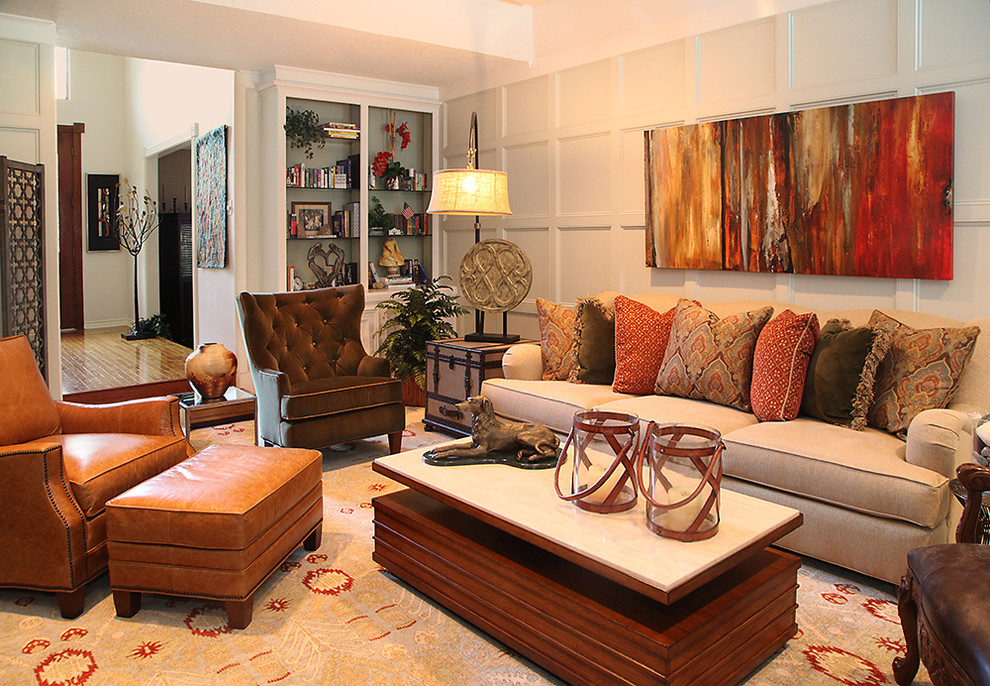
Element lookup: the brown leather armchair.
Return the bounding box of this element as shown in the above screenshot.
[236,285,404,453]
[0,335,193,618]
[894,462,990,685]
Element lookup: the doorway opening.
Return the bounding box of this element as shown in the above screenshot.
[158,147,194,348]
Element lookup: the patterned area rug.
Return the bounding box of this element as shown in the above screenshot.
[0,408,930,685]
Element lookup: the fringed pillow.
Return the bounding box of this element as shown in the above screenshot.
[800,319,890,430]
[654,299,772,411]
[867,310,980,435]
[569,297,615,385]
[536,298,576,381]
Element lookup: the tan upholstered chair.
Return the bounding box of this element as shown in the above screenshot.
[236,285,404,452]
[0,335,193,618]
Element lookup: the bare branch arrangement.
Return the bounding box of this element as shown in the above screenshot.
[114,179,162,339]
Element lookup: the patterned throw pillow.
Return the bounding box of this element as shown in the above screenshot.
[867,310,980,435]
[612,296,677,395]
[750,310,820,422]
[655,299,773,411]
[800,319,890,430]
[568,297,616,385]
[536,298,576,381]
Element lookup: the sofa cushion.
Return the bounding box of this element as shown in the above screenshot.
[722,419,948,528]
[655,299,772,411]
[569,297,615,385]
[751,310,820,422]
[536,298,577,381]
[281,375,401,420]
[482,378,631,434]
[612,296,676,395]
[868,310,980,435]
[56,433,190,518]
[801,320,890,430]
[595,395,759,438]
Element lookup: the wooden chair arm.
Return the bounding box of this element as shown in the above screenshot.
[955,462,990,543]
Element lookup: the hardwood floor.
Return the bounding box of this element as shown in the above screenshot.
[61,327,191,396]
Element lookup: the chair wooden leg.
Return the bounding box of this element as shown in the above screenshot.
[55,587,86,619]
[387,430,402,454]
[226,597,253,629]
[113,590,142,618]
[304,524,322,551]
[893,573,921,686]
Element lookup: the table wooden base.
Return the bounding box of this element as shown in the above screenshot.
[373,489,799,686]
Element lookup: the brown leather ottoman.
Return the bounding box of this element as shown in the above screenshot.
[105,443,323,629]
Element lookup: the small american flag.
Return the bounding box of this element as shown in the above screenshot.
[401,203,414,220]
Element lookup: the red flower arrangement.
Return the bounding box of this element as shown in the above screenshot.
[372,151,394,177]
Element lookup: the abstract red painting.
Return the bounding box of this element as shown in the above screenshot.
[645,92,955,279]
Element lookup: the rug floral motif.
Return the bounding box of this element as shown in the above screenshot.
[0,409,930,685]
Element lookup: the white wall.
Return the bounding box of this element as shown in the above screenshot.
[57,50,133,328]
[0,13,60,393]
[439,0,990,339]
[122,57,236,351]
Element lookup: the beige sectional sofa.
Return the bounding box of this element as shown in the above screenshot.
[481,294,990,584]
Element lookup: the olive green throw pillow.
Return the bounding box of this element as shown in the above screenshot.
[568,297,615,385]
[801,320,891,430]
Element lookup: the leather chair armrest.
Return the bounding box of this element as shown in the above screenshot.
[254,367,289,444]
[0,441,87,588]
[56,396,193,456]
[357,355,391,378]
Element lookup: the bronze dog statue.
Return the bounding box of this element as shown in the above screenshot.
[427,395,559,463]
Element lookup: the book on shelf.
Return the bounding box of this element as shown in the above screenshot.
[285,158,358,189]
[323,122,359,139]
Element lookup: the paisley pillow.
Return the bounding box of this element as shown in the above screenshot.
[536,298,576,381]
[867,311,980,435]
[655,299,772,411]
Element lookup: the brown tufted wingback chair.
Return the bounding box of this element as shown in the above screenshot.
[894,462,990,685]
[236,285,404,453]
[0,335,193,618]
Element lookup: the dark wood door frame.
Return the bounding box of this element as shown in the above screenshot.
[58,122,85,331]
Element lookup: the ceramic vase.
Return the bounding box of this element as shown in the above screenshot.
[185,343,237,399]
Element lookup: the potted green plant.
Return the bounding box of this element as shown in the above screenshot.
[284,107,325,159]
[368,196,394,233]
[375,276,467,406]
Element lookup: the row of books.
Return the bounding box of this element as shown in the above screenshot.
[287,154,360,189]
[287,262,359,290]
[373,168,429,192]
[322,121,359,140]
[288,201,361,239]
[368,211,430,236]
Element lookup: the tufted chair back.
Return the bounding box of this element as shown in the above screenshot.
[237,285,369,385]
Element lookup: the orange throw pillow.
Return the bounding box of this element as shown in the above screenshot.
[750,310,820,422]
[612,296,677,395]
[536,298,576,381]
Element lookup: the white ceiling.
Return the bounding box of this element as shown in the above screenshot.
[0,0,830,88]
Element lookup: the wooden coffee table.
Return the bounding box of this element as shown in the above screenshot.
[372,448,803,686]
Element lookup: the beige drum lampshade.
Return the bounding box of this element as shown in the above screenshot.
[427,169,511,216]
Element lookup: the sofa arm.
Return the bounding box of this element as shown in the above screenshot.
[357,354,390,378]
[0,441,87,589]
[905,408,972,478]
[502,344,543,381]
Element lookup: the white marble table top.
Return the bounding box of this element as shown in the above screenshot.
[374,445,802,600]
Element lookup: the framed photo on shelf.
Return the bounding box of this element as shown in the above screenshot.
[291,201,331,237]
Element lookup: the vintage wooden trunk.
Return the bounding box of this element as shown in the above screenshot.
[424,338,534,436]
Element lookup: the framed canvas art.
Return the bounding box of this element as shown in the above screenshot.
[87,173,119,251]
[195,125,228,268]
[645,92,955,280]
